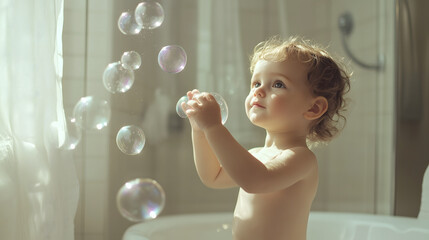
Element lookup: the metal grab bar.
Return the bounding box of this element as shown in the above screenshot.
[338,12,384,71]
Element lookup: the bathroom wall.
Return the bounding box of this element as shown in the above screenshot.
[62,0,396,239]
[307,0,396,214]
[63,0,113,239]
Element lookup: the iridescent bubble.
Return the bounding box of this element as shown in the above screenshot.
[211,92,229,124]
[103,61,135,94]
[116,178,166,222]
[45,118,82,150]
[121,51,141,70]
[158,45,187,74]
[62,117,82,150]
[118,11,142,35]
[116,125,146,155]
[175,95,189,118]
[175,92,228,124]
[135,1,164,29]
[73,96,111,130]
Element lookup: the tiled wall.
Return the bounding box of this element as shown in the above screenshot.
[63,0,396,239]
[312,0,395,214]
[63,0,113,240]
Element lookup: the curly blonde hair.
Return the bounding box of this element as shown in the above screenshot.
[250,36,351,143]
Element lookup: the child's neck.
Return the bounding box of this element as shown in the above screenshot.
[264,130,307,150]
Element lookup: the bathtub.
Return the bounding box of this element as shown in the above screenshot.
[122,212,429,240]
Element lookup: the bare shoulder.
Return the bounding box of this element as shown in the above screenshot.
[275,146,317,171]
[243,146,317,192]
[283,146,316,161]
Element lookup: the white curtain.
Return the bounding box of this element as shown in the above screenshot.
[197,0,258,145]
[0,0,79,239]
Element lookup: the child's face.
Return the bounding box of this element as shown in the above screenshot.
[245,58,315,132]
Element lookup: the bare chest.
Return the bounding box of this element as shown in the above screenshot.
[233,189,308,240]
[234,188,292,219]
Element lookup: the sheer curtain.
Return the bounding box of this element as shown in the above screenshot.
[0,0,79,239]
[196,0,257,145]
[196,0,289,145]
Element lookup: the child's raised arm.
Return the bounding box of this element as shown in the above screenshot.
[185,90,237,189]
[205,124,317,193]
[186,92,317,193]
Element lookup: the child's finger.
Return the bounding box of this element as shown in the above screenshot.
[206,93,216,102]
[186,99,200,108]
[185,108,196,117]
[190,89,200,99]
[196,92,214,104]
[181,101,191,112]
[193,91,208,102]
[187,91,193,100]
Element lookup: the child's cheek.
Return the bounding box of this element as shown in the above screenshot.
[270,95,286,110]
[244,95,252,110]
[271,97,295,117]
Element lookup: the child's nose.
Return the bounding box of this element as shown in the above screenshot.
[254,86,265,97]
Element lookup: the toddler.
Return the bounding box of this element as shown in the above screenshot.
[183,36,351,240]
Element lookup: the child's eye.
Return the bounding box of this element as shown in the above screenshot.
[252,82,261,88]
[273,80,286,88]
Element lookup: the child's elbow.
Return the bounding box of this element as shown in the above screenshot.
[201,178,236,189]
[240,181,266,193]
[200,178,223,189]
[199,177,214,188]
[201,179,217,189]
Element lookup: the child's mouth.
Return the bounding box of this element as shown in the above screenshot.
[252,103,265,108]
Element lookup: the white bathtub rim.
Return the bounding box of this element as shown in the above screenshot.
[125,212,233,236]
[124,211,429,237]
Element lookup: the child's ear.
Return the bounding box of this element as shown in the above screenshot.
[304,96,328,120]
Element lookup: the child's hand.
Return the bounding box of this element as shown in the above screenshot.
[184,90,222,131]
[182,89,202,131]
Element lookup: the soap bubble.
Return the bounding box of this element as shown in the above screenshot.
[116,178,166,222]
[73,96,111,130]
[135,1,164,29]
[118,11,142,35]
[103,61,135,94]
[116,125,146,155]
[175,95,189,118]
[176,92,228,124]
[121,51,141,70]
[62,117,82,150]
[212,92,229,124]
[45,118,82,150]
[158,45,187,74]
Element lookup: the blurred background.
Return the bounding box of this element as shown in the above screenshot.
[61,0,428,240]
